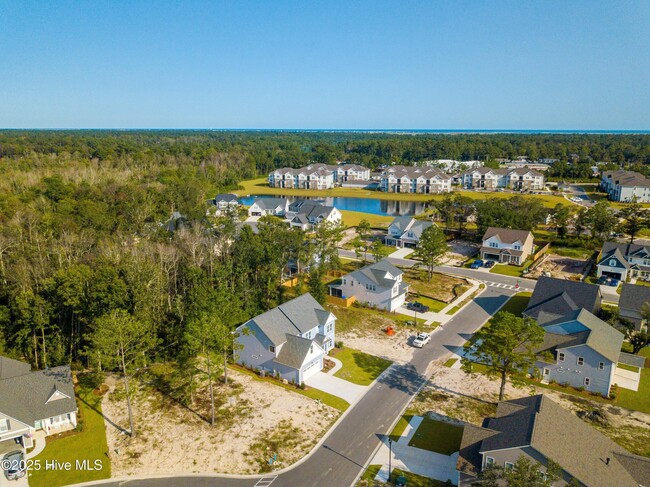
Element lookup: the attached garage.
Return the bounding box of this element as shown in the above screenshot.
[301,356,323,381]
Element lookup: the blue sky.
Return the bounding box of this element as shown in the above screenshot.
[0,1,648,129]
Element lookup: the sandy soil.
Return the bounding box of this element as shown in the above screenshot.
[102,368,339,476]
[340,330,415,364]
[527,253,587,279]
[443,240,479,266]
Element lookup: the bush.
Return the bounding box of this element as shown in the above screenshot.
[335,340,344,349]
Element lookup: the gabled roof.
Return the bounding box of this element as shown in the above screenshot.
[0,356,31,380]
[389,217,433,237]
[524,276,601,320]
[0,363,77,425]
[598,246,631,269]
[482,227,533,245]
[458,394,644,487]
[251,197,288,210]
[601,241,650,262]
[274,334,319,369]
[243,293,332,347]
[619,283,650,312]
[213,193,239,203]
[346,259,403,290]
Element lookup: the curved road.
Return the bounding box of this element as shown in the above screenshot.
[85,269,533,487]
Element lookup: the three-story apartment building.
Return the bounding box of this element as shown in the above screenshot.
[461,167,545,190]
[379,165,452,194]
[600,170,650,203]
[268,163,370,189]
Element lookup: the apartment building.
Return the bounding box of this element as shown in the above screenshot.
[379,165,452,194]
[461,167,545,190]
[268,163,370,189]
[600,170,650,203]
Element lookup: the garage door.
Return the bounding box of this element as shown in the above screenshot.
[302,358,322,380]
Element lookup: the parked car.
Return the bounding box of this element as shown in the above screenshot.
[413,333,431,348]
[407,301,430,313]
[2,448,26,481]
[596,276,608,285]
[395,476,408,487]
[470,259,484,269]
[484,260,495,268]
[608,278,619,287]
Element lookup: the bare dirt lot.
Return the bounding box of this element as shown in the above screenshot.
[413,364,650,457]
[102,368,339,477]
[442,240,480,266]
[527,253,587,279]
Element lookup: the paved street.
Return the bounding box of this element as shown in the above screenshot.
[85,280,522,487]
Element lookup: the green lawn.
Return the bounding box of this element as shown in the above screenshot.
[444,358,458,368]
[391,468,454,487]
[408,417,463,455]
[489,260,533,277]
[410,295,447,313]
[29,375,111,487]
[357,464,382,486]
[230,365,349,411]
[617,362,641,372]
[551,246,593,259]
[333,347,392,386]
[339,210,393,229]
[617,368,650,414]
[389,414,414,442]
[498,292,532,317]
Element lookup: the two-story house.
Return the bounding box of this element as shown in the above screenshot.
[531,309,624,397]
[457,394,650,487]
[619,283,650,331]
[596,241,650,281]
[0,357,77,451]
[523,276,602,321]
[600,170,650,203]
[234,293,336,384]
[385,217,434,248]
[286,201,342,231]
[206,193,239,216]
[379,166,452,194]
[480,227,534,265]
[328,260,408,311]
[248,197,290,217]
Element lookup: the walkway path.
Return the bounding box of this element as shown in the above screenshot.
[304,372,367,405]
[26,431,46,460]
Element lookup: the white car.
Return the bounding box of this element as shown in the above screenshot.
[413,333,431,348]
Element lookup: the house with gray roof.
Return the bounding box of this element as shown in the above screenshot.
[385,217,434,248]
[234,293,336,384]
[523,276,602,321]
[247,197,289,217]
[286,200,342,231]
[480,227,534,265]
[329,259,409,311]
[531,309,626,397]
[597,241,650,281]
[457,394,650,487]
[206,193,240,216]
[619,283,650,331]
[0,356,77,450]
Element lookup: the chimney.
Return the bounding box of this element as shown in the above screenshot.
[606,457,610,465]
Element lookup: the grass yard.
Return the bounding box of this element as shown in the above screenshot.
[551,246,594,259]
[617,362,641,372]
[339,210,393,229]
[403,268,470,303]
[409,295,447,313]
[389,414,414,442]
[498,291,532,317]
[356,464,382,486]
[332,347,392,386]
[445,285,485,315]
[408,417,463,455]
[391,468,454,487]
[444,358,458,368]
[230,365,349,411]
[489,260,533,277]
[617,368,650,414]
[29,375,111,487]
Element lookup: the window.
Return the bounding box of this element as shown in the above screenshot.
[505,462,514,470]
[0,418,8,433]
[543,368,550,376]
[343,279,346,285]
[490,242,498,248]
[486,456,495,466]
[599,362,605,370]
[269,345,275,353]
[558,352,565,362]
[609,259,617,267]
[577,357,584,366]
[514,245,521,250]
[584,377,591,386]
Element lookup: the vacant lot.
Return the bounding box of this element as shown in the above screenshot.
[403,268,471,303]
[528,253,587,279]
[332,347,392,385]
[102,367,339,476]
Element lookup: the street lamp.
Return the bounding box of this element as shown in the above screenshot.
[388,438,393,483]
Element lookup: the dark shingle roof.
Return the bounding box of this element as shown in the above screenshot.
[619,283,650,313]
[482,227,533,245]
[524,276,601,320]
[0,363,76,426]
[0,356,31,380]
[252,197,288,211]
[213,193,239,203]
[273,334,318,369]
[347,259,403,290]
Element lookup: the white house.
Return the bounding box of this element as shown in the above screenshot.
[286,200,342,231]
[532,309,626,397]
[596,241,650,281]
[248,197,290,217]
[480,227,534,265]
[379,166,452,194]
[0,357,77,451]
[206,193,239,216]
[385,216,434,248]
[234,293,336,384]
[601,170,650,203]
[329,260,409,311]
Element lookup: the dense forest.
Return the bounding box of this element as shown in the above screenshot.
[0,130,648,377]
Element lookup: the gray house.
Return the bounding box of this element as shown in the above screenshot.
[207,193,239,216]
[0,357,77,450]
[523,276,602,321]
[385,217,434,248]
[619,283,650,331]
[329,259,409,311]
[457,394,650,487]
[234,293,336,384]
[247,197,289,217]
[596,241,650,281]
[531,309,624,397]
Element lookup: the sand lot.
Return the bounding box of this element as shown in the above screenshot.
[102,368,339,476]
[340,330,415,364]
[527,253,587,279]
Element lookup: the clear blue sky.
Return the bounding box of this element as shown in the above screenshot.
[1,1,648,129]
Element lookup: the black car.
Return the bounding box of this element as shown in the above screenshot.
[407,301,430,313]
[484,260,495,268]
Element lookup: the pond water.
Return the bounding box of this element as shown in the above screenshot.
[238,194,428,216]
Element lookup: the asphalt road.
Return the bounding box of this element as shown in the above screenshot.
[88,282,519,487]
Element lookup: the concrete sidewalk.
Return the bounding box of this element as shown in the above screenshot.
[304,372,367,404]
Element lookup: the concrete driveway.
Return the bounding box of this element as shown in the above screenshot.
[304,371,367,404]
[614,367,641,392]
[599,284,620,304]
[389,248,415,259]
